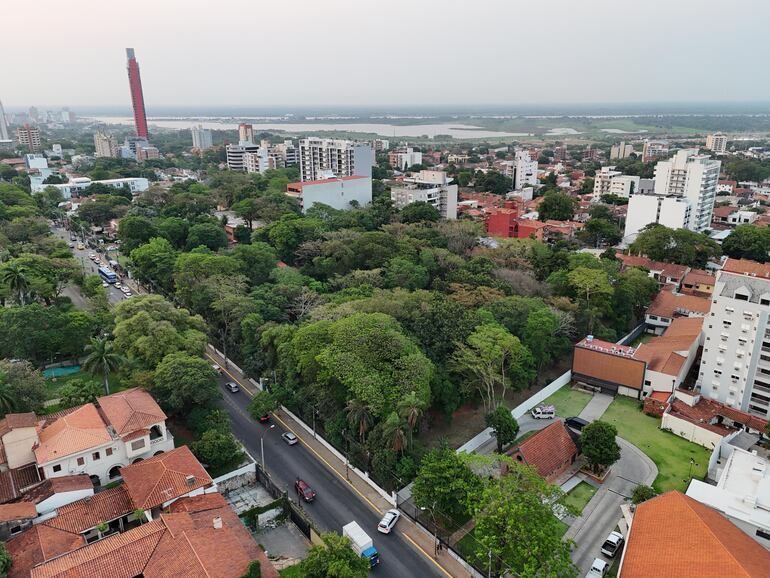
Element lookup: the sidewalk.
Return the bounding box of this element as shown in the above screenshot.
[205,349,469,578]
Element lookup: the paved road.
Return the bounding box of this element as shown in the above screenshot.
[214,373,446,578]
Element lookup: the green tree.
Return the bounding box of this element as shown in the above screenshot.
[59,378,102,407]
[567,267,613,333]
[248,391,279,420]
[0,542,11,578]
[186,222,229,251]
[155,216,190,250]
[82,336,125,395]
[581,420,621,474]
[383,257,429,290]
[412,447,482,523]
[346,399,373,442]
[0,360,47,415]
[400,201,440,223]
[239,560,261,578]
[538,191,577,221]
[231,198,261,231]
[381,411,408,454]
[523,307,563,376]
[129,237,179,294]
[192,429,243,470]
[631,484,656,504]
[451,323,534,413]
[397,391,425,450]
[485,406,520,453]
[578,217,622,247]
[118,216,159,253]
[231,242,277,285]
[469,458,577,578]
[297,533,370,578]
[722,224,770,263]
[1,262,30,305]
[152,352,220,415]
[629,224,720,268]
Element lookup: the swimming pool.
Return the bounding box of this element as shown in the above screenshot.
[43,366,81,379]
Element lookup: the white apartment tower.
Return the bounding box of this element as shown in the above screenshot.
[610,141,635,160]
[593,166,640,200]
[93,132,119,158]
[706,133,728,154]
[191,125,213,150]
[0,98,9,141]
[697,259,770,418]
[390,170,458,219]
[512,150,539,190]
[299,138,373,182]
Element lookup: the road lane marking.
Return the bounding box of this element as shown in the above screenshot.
[401,533,453,578]
[206,352,456,578]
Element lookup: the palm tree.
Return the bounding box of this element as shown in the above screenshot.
[398,391,424,450]
[345,399,373,443]
[382,412,408,455]
[1,263,30,306]
[82,336,125,395]
[0,373,17,416]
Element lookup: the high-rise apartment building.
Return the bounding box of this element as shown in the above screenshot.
[0,99,9,141]
[191,125,213,150]
[512,150,539,190]
[238,123,254,145]
[388,146,422,170]
[642,140,669,163]
[697,259,770,418]
[94,131,119,158]
[705,133,728,154]
[390,170,458,219]
[592,166,640,200]
[126,48,148,139]
[299,138,373,182]
[16,124,41,151]
[610,141,635,160]
[225,143,260,171]
[623,149,720,240]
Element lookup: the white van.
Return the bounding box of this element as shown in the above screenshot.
[530,405,556,419]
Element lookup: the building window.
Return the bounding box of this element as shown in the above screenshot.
[53,464,62,473]
[10,525,22,535]
[757,529,770,541]
[77,457,85,466]
[106,448,113,457]
[131,439,146,451]
[92,452,100,461]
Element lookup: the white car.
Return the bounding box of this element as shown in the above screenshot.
[377,509,401,534]
[601,531,625,558]
[282,432,298,445]
[585,558,609,577]
[120,286,131,294]
[101,282,109,288]
[114,282,122,289]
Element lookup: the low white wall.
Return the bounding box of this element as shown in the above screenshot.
[662,413,723,449]
[207,344,262,390]
[280,405,396,506]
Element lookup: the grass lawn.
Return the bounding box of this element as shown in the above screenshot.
[45,371,130,401]
[279,565,303,578]
[629,333,654,348]
[562,482,597,515]
[541,387,593,418]
[601,397,710,493]
[514,430,537,445]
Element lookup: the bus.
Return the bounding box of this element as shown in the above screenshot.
[98,267,117,284]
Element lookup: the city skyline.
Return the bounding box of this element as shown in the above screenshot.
[3,0,769,108]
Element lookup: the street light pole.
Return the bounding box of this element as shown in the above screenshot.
[488,549,492,578]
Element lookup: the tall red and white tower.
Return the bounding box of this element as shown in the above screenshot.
[126,48,148,139]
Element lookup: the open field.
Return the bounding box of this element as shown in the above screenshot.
[541,387,594,418]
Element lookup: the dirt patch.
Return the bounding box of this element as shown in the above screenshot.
[167,418,196,447]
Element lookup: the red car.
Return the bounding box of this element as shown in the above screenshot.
[294,478,316,502]
[258,414,270,423]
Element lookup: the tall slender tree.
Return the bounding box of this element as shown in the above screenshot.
[1,263,30,306]
[83,336,125,395]
[398,391,425,450]
[381,412,408,454]
[345,399,373,443]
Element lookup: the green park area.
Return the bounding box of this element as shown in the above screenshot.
[541,386,593,418]
[562,481,597,515]
[602,397,710,492]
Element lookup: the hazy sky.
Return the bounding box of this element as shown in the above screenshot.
[4,0,770,109]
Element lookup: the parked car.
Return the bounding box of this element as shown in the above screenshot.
[282,432,298,445]
[114,282,122,289]
[258,414,271,423]
[377,509,401,534]
[68,243,75,248]
[225,382,240,393]
[585,558,609,577]
[102,282,109,288]
[531,404,556,419]
[565,416,590,431]
[601,531,625,558]
[295,478,316,502]
[77,243,85,250]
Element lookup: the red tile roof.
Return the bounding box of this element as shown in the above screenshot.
[0,501,37,521]
[616,254,688,281]
[34,404,111,464]
[620,491,770,577]
[0,463,42,504]
[682,269,715,287]
[21,475,93,505]
[6,524,85,578]
[97,388,167,437]
[45,485,134,534]
[120,446,212,510]
[646,288,711,319]
[509,421,577,480]
[668,395,767,435]
[722,258,770,278]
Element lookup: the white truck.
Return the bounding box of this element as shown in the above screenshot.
[343,521,380,568]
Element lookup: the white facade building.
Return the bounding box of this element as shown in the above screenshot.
[390,170,458,219]
[697,259,770,418]
[225,142,260,171]
[388,147,422,170]
[593,165,641,199]
[299,138,373,181]
[624,194,691,241]
[286,175,372,212]
[706,133,728,154]
[610,141,635,160]
[511,150,539,190]
[34,176,149,197]
[94,132,118,158]
[190,124,213,150]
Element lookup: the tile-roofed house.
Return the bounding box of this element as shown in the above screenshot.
[616,253,689,288]
[120,446,213,512]
[0,412,40,469]
[33,404,111,465]
[44,485,134,535]
[0,501,37,522]
[618,491,770,577]
[96,388,167,438]
[21,474,94,515]
[645,288,711,334]
[681,268,716,296]
[5,523,85,578]
[507,421,578,483]
[0,463,42,505]
[722,257,770,278]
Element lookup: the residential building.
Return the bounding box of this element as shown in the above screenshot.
[687,447,770,548]
[371,138,389,151]
[644,287,711,334]
[0,503,37,541]
[553,146,568,162]
[618,491,770,578]
[697,259,770,418]
[641,139,668,163]
[583,145,600,162]
[125,48,148,139]
[190,124,213,150]
[238,123,254,144]
[506,421,578,483]
[388,146,422,170]
[706,133,728,154]
[615,253,689,288]
[16,124,41,151]
[623,194,691,240]
[447,153,469,164]
[93,132,118,158]
[0,98,9,141]
[390,170,458,219]
[244,149,274,174]
[135,145,159,162]
[225,142,260,171]
[24,154,48,171]
[512,150,539,190]
[298,138,373,181]
[681,269,716,296]
[33,176,149,197]
[712,206,758,226]
[593,166,640,200]
[610,141,635,160]
[240,139,298,174]
[286,175,372,212]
